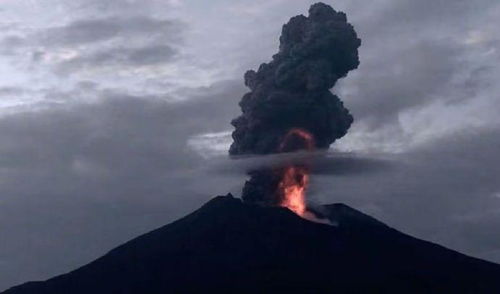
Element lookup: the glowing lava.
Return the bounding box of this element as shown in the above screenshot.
[279,128,315,152]
[278,165,309,216]
[277,128,315,217]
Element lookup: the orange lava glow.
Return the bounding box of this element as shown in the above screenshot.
[278,165,309,217]
[277,128,315,217]
[279,128,315,152]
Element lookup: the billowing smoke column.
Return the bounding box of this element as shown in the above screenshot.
[229,3,361,213]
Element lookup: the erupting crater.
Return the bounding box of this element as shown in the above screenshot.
[276,128,315,218]
[229,2,360,221]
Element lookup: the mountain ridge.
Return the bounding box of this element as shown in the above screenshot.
[4,194,500,293]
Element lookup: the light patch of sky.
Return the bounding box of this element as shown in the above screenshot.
[1,0,67,27]
[187,131,232,159]
[0,1,203,111]
[0,1,75,111]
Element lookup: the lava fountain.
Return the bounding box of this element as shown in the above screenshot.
[277,165,310,216]
[276,128,315,217]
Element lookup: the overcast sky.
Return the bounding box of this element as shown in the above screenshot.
[0,0,499,291]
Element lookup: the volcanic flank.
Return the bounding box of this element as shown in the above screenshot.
[4,195,500,293]
[230,2,360,214]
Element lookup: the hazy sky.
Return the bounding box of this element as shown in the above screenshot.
[0,0,499,290]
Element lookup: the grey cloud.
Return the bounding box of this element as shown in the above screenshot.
[337,0,500,128]
[43,19,121,46]
[362,0,481,29]
[344,39,463,126]
[40,17,182,47]
[63,0,175,17]
[0,35,26,55]
[0,12,185,79]
[33,15,185,75]
[0,87,25,96]
[55,45,177,74]
[127,45,177,65]
[0,80,244,291]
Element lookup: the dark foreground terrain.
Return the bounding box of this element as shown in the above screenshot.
[4,195,500,293]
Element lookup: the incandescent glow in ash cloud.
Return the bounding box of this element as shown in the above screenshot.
[229,2,361,215]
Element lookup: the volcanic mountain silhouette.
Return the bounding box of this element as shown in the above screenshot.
[3,195,500,293]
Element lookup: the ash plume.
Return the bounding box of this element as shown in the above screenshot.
[229,2,361,205]
[230,3,360,156]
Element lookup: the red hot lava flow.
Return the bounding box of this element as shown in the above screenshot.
[277,128,315,217]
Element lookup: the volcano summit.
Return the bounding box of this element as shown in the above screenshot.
[4,195,500,294]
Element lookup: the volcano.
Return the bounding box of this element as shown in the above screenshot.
[4,195,500,294]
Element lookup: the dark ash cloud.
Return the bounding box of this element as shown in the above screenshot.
[230,3,360,155]
[229,2,361,205]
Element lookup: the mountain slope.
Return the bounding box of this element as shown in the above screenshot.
[4,194,500,293]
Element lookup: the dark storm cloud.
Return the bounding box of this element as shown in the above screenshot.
[0,80,245,291]
[0,82,242,197]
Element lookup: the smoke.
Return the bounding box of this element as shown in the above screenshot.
[212,151,394,177]
[229,2,361,205]
[230,2,360,156]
